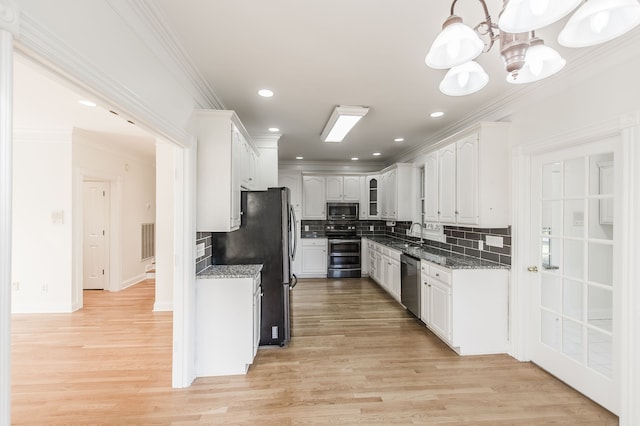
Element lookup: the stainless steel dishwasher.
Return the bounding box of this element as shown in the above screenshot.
[400,254,421,318]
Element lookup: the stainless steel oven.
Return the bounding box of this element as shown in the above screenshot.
[325,223,361,278]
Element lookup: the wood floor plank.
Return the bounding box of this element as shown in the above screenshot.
[11,277,618,424]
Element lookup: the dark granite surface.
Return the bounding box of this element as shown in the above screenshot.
[196,264,263,279]
[365,236,510,270]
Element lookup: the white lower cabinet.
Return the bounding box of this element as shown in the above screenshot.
[367,240,401,302]
[420,261,508,355]
[195,273,261,376]
[300,238,327,277]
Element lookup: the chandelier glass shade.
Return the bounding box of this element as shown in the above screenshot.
[426,0,640,96]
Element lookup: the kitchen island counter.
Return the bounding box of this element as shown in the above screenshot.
[196,264,263,279]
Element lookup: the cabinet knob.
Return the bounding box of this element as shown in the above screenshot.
[455,211,459,215]
[435,273,440,277]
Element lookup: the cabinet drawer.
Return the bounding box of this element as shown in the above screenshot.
[302,239,327,247]
[427,263,451,285]
[387,249,401,261]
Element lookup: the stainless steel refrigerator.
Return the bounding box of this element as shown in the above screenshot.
[211,187,297,346]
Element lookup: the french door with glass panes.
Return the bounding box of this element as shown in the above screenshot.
[530,139,619,414]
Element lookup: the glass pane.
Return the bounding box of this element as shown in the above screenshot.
[564,157,585,197]
[588,328,612,378]
[563,318,583,362]
[588,243,613,286]
[589,153,613,196]
[541,310,561,351]
[541,274,562,313]
[542,237,561,270]
[563,279,583,321]
[542,200,561,236]
[563,239,583,279]
[542,162,562,199]
[589,199,613,240]
[563,199,585,238]
[588,285,612,332]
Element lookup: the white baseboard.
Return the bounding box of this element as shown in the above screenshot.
[153,301,173,312]
[119,273,148,291]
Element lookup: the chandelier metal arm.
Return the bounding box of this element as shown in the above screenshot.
[450,0,499,52]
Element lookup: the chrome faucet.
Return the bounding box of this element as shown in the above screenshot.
[410,222,424,245]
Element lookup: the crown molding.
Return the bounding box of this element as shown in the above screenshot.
[118,0,225,110]
[279,160,385,173]
[15,11,194,148]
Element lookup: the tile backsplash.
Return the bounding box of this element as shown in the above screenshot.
[300,219,512,266]
[196,232,213,274]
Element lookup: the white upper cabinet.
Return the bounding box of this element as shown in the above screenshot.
[380,164,413,221]
[240,136,258,190]
[279,171,302,213]
[438,144,457,223]
[424,152,439,222]
[424,122,510,228]
[326,175,360,201]
[193,110,250,232]
[365,175,380,219]
[302,175,326,219]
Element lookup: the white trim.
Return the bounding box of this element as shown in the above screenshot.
[0,26,13,426]
[153,301,173,312]
[120,273,147,291]
[619,111,640,426]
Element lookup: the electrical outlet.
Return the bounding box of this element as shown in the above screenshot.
[41,283,48,293]
[304,225,309,231]
[12,281,19,291]
[486,235,504,248]
[369,226,374,231]
[478,240,484,251]
[271,326,278,339]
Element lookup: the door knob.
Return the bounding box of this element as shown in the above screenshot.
[527,266,539,272]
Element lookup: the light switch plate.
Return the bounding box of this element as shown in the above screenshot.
[486,235,504,248]
[304,225,309,231]
[196,242,205,258]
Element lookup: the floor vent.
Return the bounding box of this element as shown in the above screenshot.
[141,223,155,260]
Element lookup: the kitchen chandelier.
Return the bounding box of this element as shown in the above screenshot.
[426,0,640,96]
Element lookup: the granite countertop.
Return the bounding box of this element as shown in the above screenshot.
[365,236,510,270]
[196,264,263,279]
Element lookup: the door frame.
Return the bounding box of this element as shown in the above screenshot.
[511,111,640,423]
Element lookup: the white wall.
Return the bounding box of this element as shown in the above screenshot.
[154,140,175,311]
[11,131,73,313]
[73,129,156,290]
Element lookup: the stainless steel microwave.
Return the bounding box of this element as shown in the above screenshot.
[326,202,359,220]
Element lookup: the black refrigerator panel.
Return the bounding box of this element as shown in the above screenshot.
[211,187,292,346]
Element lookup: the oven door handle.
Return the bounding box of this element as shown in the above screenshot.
[328,239,361,243]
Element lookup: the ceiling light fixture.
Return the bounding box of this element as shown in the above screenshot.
[426,0,640,96]
[78,100,96,107]
[258,89,274,98]
[351,157,359,161]
[321,105,370,143]
[296,156,304,160]
[430,111,445,118]
[268,127,280,132]
[373,152,381,156]
[394,137,405,142]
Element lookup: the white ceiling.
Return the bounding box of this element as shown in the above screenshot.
[153,0,626,165]
[13,1,640,166]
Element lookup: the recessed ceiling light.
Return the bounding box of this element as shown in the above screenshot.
[430,111,444,118]
[373,152,381,156]
[79,100,96,107]
[351,157,359,161]
[268,127,280,132]
[296,156,304,160]
[258,89,274,98]
[394,138,404,142]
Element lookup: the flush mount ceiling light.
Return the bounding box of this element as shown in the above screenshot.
[430,111,445,118]
[373,152,381,156]
[426,0,640,96]
[394,137,405,142]
[268,127,280,132]
[78,99,96,107]
[320,105,370,143]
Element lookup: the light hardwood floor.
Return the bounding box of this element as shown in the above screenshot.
[11,278,618,425]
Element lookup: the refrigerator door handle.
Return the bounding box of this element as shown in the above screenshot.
[290,206,298,261]
[290,274,298,290]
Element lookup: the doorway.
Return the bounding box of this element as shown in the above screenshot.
[528,138,620,413]
[83,180,110,290]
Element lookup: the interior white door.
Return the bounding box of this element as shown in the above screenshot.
[530,140,619,414]
[83,181,109,290]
